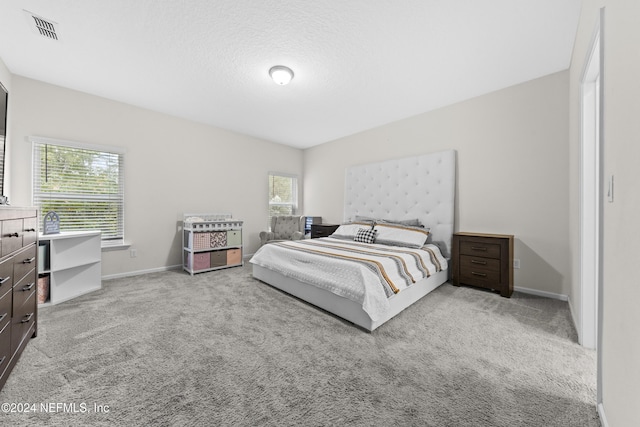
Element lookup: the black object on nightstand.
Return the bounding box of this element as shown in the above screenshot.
[310,223,340,239]
[452,232,514,297]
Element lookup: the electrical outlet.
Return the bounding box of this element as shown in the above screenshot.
[130,249,137,258]
[513,259,520,269]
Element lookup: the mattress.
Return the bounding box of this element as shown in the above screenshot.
[249,237,448,321]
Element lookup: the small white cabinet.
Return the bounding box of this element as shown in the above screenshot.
[182,214,243,276]
[38,231,102,305]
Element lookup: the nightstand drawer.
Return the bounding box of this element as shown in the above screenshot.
[460,255,501,274]
[459,240,501,259]
[460,267,501,288]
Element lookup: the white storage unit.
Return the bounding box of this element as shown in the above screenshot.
[183,213,243,276]
[38,231,102,305]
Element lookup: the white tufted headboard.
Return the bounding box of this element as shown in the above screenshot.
[343,150,456,258]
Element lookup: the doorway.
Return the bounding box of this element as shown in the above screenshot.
[579,17,602,351]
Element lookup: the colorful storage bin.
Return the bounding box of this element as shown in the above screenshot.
[210,250,227,267]
[193,232,211,250]
[226,230,242,246]
[193,253,210,270]
[37,275,50,304]
[227,249,242,265]
[210,232,227,248]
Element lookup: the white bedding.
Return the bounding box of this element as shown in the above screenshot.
[249,237,447,321]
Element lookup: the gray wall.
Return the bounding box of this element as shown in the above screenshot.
[304,71,570,297]
[7,76,303,277]
[569,1,640,426]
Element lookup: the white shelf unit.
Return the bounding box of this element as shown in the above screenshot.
[38,231,102,306]
[182,215,243,276]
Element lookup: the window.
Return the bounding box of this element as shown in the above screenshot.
[32,137,125,246]
[268,172,298,227]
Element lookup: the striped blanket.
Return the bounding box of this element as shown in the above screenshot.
[250,237,447,320]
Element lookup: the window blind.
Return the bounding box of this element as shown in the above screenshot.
[32,138,125,243]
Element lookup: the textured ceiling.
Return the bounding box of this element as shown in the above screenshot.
[0,0,582,149]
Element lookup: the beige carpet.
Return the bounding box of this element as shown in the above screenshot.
[0,264,599,426]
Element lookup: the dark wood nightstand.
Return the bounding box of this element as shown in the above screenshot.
[310,223,340,239]
[452,232,514,297]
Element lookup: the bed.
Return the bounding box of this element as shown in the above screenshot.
[251,149,456,331]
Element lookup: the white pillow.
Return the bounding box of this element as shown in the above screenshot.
[373,223,430,248]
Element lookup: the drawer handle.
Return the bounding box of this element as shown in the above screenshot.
[471,260,487,265]
[6,232,19,238]
[24,228,36,232]
[23,282,35,292]
[470,246,487,251]
[0,312,6,323]
[23,257,36,264]
[471,272,487,277]
[0,276,9,285]
[21,313,34,323]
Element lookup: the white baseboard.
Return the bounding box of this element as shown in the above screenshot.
[514,286,568,301]
[102,255,255,281]
[597,403,608,427]
[102,264,182,280]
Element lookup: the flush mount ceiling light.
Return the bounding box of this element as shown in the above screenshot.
[269,65,294,85]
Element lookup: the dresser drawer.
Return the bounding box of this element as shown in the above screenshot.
[1,219,23,257]
[0,322,11,378]
[0,258,13,296]
[11,291,36,354]
[0,290,11,332]
[23,217,38,247]
[459,240,501,259]
[13,245,37,285]
[13,273,37,312]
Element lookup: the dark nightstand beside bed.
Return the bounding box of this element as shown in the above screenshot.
[452,232,514,297]
[310,223,340,239]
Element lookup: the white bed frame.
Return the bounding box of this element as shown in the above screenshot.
[253,149,456,331]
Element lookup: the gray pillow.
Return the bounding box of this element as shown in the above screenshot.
[354,216,422,227]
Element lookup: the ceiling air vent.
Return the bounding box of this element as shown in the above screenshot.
[24,10,59,40]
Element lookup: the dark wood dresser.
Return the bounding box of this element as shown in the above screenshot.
[0,207,38,390]
[452,232,514,298]
[310,223,340,239]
